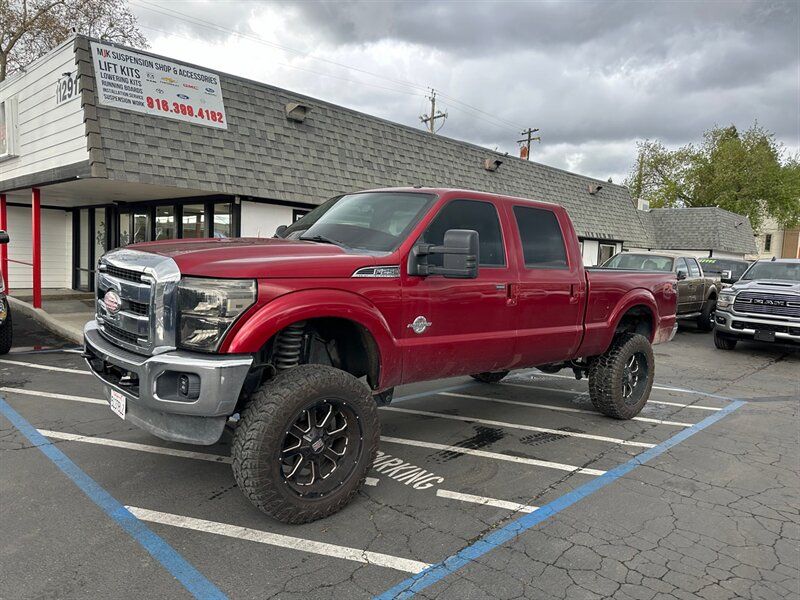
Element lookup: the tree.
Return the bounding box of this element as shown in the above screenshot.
[626,123,800,232]
[0,0,147,82]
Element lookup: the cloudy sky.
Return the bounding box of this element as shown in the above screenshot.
[129,0,799,183]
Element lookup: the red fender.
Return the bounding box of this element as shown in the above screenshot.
[221,288,401,388]
[578,288,661,357]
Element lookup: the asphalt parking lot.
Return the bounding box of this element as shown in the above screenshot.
[1,314,798,600]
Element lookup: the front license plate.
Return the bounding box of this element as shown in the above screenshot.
[754,330,775,342]
[109,389,126,420]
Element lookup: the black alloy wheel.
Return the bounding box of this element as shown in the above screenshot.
[280,400,362,498]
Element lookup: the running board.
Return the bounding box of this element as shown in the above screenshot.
[677,312,702,320]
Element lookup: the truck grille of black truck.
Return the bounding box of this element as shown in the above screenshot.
[733,292,800,318]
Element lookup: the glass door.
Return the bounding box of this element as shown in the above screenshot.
[73,207,109,292]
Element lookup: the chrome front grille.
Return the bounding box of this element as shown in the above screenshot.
[95,249,181,355]
[733,291,800,318]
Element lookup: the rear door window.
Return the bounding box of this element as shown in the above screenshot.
[512,206,568,269]
[687,258,701,278]
[421,199,505,266]
[675,257,689,277]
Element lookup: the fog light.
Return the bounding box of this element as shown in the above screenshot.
[716,316,725,325]
[178,373,200,399]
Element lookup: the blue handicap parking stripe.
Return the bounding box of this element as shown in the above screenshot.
[376,399,746,599]
[0,396,227,600]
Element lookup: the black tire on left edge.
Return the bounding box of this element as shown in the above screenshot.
[0,301,11,355]
[697,298,716,332]
[470,371,510,384]
[231,364,379,524]
[714,330,738,350]
[588,333,655,420]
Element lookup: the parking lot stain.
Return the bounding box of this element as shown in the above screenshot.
[428,426,505,463]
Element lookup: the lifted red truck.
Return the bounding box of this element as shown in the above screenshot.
[84,188,677,523]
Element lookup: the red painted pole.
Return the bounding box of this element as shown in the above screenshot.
[0,194,8,295]
[32,188,42,309]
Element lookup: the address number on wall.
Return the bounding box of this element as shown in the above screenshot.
[55,73,80,105]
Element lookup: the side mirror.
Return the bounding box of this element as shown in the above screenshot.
[676,270,687,281]
[409,229,479,279]
[720,269,733,283]
[274,225,288,238]
[0,231,8,245]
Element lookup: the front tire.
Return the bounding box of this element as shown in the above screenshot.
[0,301,11,355]
[232,365,379,524]
[588,333,654,419]
[714,330,737,350]
[697,298,716,332]
[470,371,510,384]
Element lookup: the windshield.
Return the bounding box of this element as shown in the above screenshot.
[742,261,800,282]
[280,192,435,252]
[602,253,674,271]
[698,258,749,280]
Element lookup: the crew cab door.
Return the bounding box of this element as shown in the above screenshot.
[507,203,585,367]
[686,258,706,309]
[400,198,517,382]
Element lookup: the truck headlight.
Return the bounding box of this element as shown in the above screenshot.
[717,292,735,309]
[177,277,256,352]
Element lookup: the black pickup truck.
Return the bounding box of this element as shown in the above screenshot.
[602,252,720,331]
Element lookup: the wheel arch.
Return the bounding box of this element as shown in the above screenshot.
[221,289,399,388]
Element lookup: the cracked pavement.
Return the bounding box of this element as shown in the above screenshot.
[0,314,797,599]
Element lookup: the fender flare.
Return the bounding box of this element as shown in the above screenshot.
[221,289,400,387]
[602,288,660,348]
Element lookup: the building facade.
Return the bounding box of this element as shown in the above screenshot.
[0,36,755,302]
[755,217,800,259]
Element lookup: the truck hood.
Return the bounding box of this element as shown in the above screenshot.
[729,279,800,294]
[130,237,387,279]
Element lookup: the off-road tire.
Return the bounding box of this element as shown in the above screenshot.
[231,364,379,524]
[470,371,510,384]
[588,333,654,419]
[0,301,11,355]
[697,298,716,332]
[714,330,738,351]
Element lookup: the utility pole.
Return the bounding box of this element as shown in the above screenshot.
[420,88,447,134]
[517,128,541,160]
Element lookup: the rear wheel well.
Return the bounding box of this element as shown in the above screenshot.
[255,318,380,391]
[614,305,654,341]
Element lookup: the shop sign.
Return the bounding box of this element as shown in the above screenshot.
[90,41,227,130]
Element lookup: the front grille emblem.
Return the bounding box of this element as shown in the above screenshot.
[103,290,122,315]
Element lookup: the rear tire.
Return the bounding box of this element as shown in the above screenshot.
[470,371,509,384]
[714,330,737,350]
[697,298,716,332]
[232,364,379,524]
[0,301,11,355]
[588,333,654,420]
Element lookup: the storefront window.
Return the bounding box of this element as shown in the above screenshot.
[182,204,205,238]
[155,206,176,240]
[119,213,132,246]
[214,203,232,238]
[133,211,149,243]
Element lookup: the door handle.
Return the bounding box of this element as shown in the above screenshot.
[495,284,506,290]
[569,283,580,304]
[506,283,519,307]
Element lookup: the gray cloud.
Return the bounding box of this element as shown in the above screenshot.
[131,0,800,181]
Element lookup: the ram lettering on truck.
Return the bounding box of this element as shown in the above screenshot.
[84,188,678,523]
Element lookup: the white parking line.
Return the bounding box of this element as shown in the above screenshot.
[365,477,379,486]
[0,359,91,375]
[380,435,606,476]
[40,430,232,463]
[511,371,735,400]
[436,489,538,513]
[439,392,694,427]
[501,382,722,411]
[127,506,431,573]
[0,387,106,405]
[381,406,656,448]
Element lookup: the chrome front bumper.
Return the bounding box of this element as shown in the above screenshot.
[715,309,800,343]
[84,320,253,444]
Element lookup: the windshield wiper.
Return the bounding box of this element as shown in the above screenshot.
[299,234,350,249]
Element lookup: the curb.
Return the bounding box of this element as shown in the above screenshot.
[6,296,84,345]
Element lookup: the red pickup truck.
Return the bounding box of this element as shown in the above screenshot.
[84,188,677,523]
